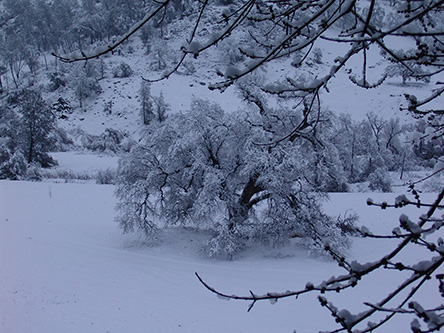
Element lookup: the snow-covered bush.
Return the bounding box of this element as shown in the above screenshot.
[181,59,196,75]
[116,99,350,258]
[291,52,304,67]
[0,147,27,180]
[25,164,43,181]
[112,62,134,78]
[335,211,360,236]
[218,39,245,65]
[69,62,102,108]
[77,128,127,154]
[385,62,431,84]
[52,97,72,116]
[103,101,113,115]
[312,47,323,64]
[96,168,116,185]
[48,72,66,91]
[412,119,444,162]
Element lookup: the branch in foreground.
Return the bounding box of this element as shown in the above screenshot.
[52,1,170,63]
[196,188,444,332]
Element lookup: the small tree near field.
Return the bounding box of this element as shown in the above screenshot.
[152,91,169,123]
[139,81,154,125]
[17,89,57,167]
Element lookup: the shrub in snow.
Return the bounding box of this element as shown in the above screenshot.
[103,101,113,115]
[385,62,431,85]
[17,89,57,168]
[25,164,43,181]
[115,99,350,258]
[69,62,102,108]
[291,52,303,67]
[335,211,360,236]
[218,39,245,65]
[112,62,134,78]
[181,60,196,75]
[0,147,27,180]
[96,168,116,185]
[48,72,66,91]
[412,119,444,163]
[368,168,392,193]
[312,47,323,64]
[52,97,72,116]
[79,128,126,154]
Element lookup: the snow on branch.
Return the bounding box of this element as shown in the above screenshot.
[197,187,444,332]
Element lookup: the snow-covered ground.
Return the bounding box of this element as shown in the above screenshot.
[1,180,440,332]
[51,152,119,174]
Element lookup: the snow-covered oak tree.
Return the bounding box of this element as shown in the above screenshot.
[116,98,349,258]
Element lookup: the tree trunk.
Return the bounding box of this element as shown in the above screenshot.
[10,63,19,89]
[228,173,265,230]
[28,136,34,164]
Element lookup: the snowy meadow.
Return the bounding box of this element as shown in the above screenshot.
[0,178,441,332]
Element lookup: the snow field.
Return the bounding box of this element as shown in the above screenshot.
[1,181,441,332]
